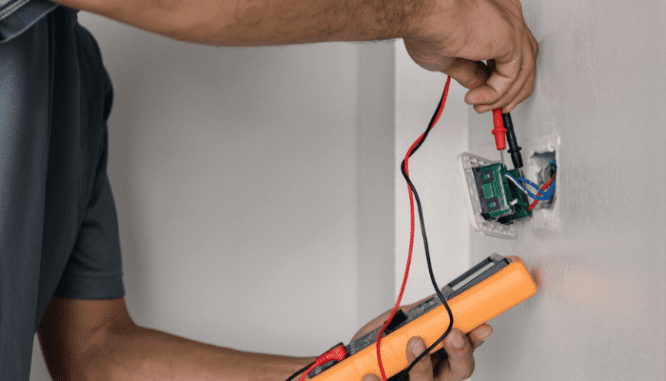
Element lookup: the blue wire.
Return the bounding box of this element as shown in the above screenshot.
[505,173,556,201]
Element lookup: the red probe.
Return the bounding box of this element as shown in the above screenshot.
[492,108,507,165]
[488,59,507,156]
[491,108,507,149]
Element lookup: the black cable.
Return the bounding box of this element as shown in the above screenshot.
[502,112,523,170]
[286,361,315,381]
[397,85,454,381]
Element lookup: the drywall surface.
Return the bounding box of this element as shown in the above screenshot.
[357,43,398,326]
[468,1,666,380]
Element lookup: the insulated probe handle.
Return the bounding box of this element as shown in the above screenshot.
[492,108,507,150]
[501,112,523,170]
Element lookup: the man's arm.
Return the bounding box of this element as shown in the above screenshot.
[38,295,490,381]
[38,296,316,380]
[50,0,537,113]
[49,0,428,46]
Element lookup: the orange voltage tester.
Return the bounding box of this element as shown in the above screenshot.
[307,254,537,380]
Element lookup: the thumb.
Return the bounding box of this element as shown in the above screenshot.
[362,375,379,381]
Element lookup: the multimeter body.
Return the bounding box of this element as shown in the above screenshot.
[308,254,537,380]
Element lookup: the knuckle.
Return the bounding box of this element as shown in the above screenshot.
[450,366,474,381]
[467,71,486,89]
[524,56,537,71]
[414,361,428,373]
[526,85,534,97]
[410,359,431,376]
[522,81,534,98]
[461,362,476,380]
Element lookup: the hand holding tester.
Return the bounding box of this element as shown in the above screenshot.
[307,254,537,381]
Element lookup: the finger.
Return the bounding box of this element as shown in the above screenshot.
[406,336,434,381]
[499,30,538,113]
[442,329,475,380]
[527,26,539,58]
[466,324,493,349]
[504,28,539,113]
[442,59,489,90]
[430,349,448,372]
[502,27,538,113]
[486,22,539,113]
[478,34,535,113]
[362,375,380,381]
[464,47,520,112]
[504,62,536,113]
[474,29,537,114]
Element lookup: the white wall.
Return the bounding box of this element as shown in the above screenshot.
[468,1,666,380]
[357,42,399,325]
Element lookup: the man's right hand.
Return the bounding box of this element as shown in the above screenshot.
[351,294,492,381]
[403,0,538,114]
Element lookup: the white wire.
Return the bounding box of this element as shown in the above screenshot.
[504,173,529,196]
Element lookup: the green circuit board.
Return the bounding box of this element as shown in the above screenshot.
[472,163,531,224]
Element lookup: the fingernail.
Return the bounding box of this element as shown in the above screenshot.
[450,330,464,349]
[362,376,377,381]
[479,325,493,341]
[410,338,426,356]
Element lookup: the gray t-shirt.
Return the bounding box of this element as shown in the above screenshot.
[0,1,125,378]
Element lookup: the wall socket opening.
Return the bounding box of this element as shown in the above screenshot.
[524,134,560,231]
[530,150,556,210]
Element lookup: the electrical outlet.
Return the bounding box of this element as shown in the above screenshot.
[460,134,560,237]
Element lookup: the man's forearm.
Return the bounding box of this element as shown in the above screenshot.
[84,323,316,380]
[65,0,432,46]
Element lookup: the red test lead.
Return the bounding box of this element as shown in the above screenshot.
[298,344,347,381]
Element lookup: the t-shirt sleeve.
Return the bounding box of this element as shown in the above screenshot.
[0,0,59,43]
[53,129,126,300]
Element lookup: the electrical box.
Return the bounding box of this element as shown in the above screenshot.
[459,134,559,239]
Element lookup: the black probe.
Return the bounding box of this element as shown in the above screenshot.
[501,112,523,171]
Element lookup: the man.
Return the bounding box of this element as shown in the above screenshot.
[0,0,537,378]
